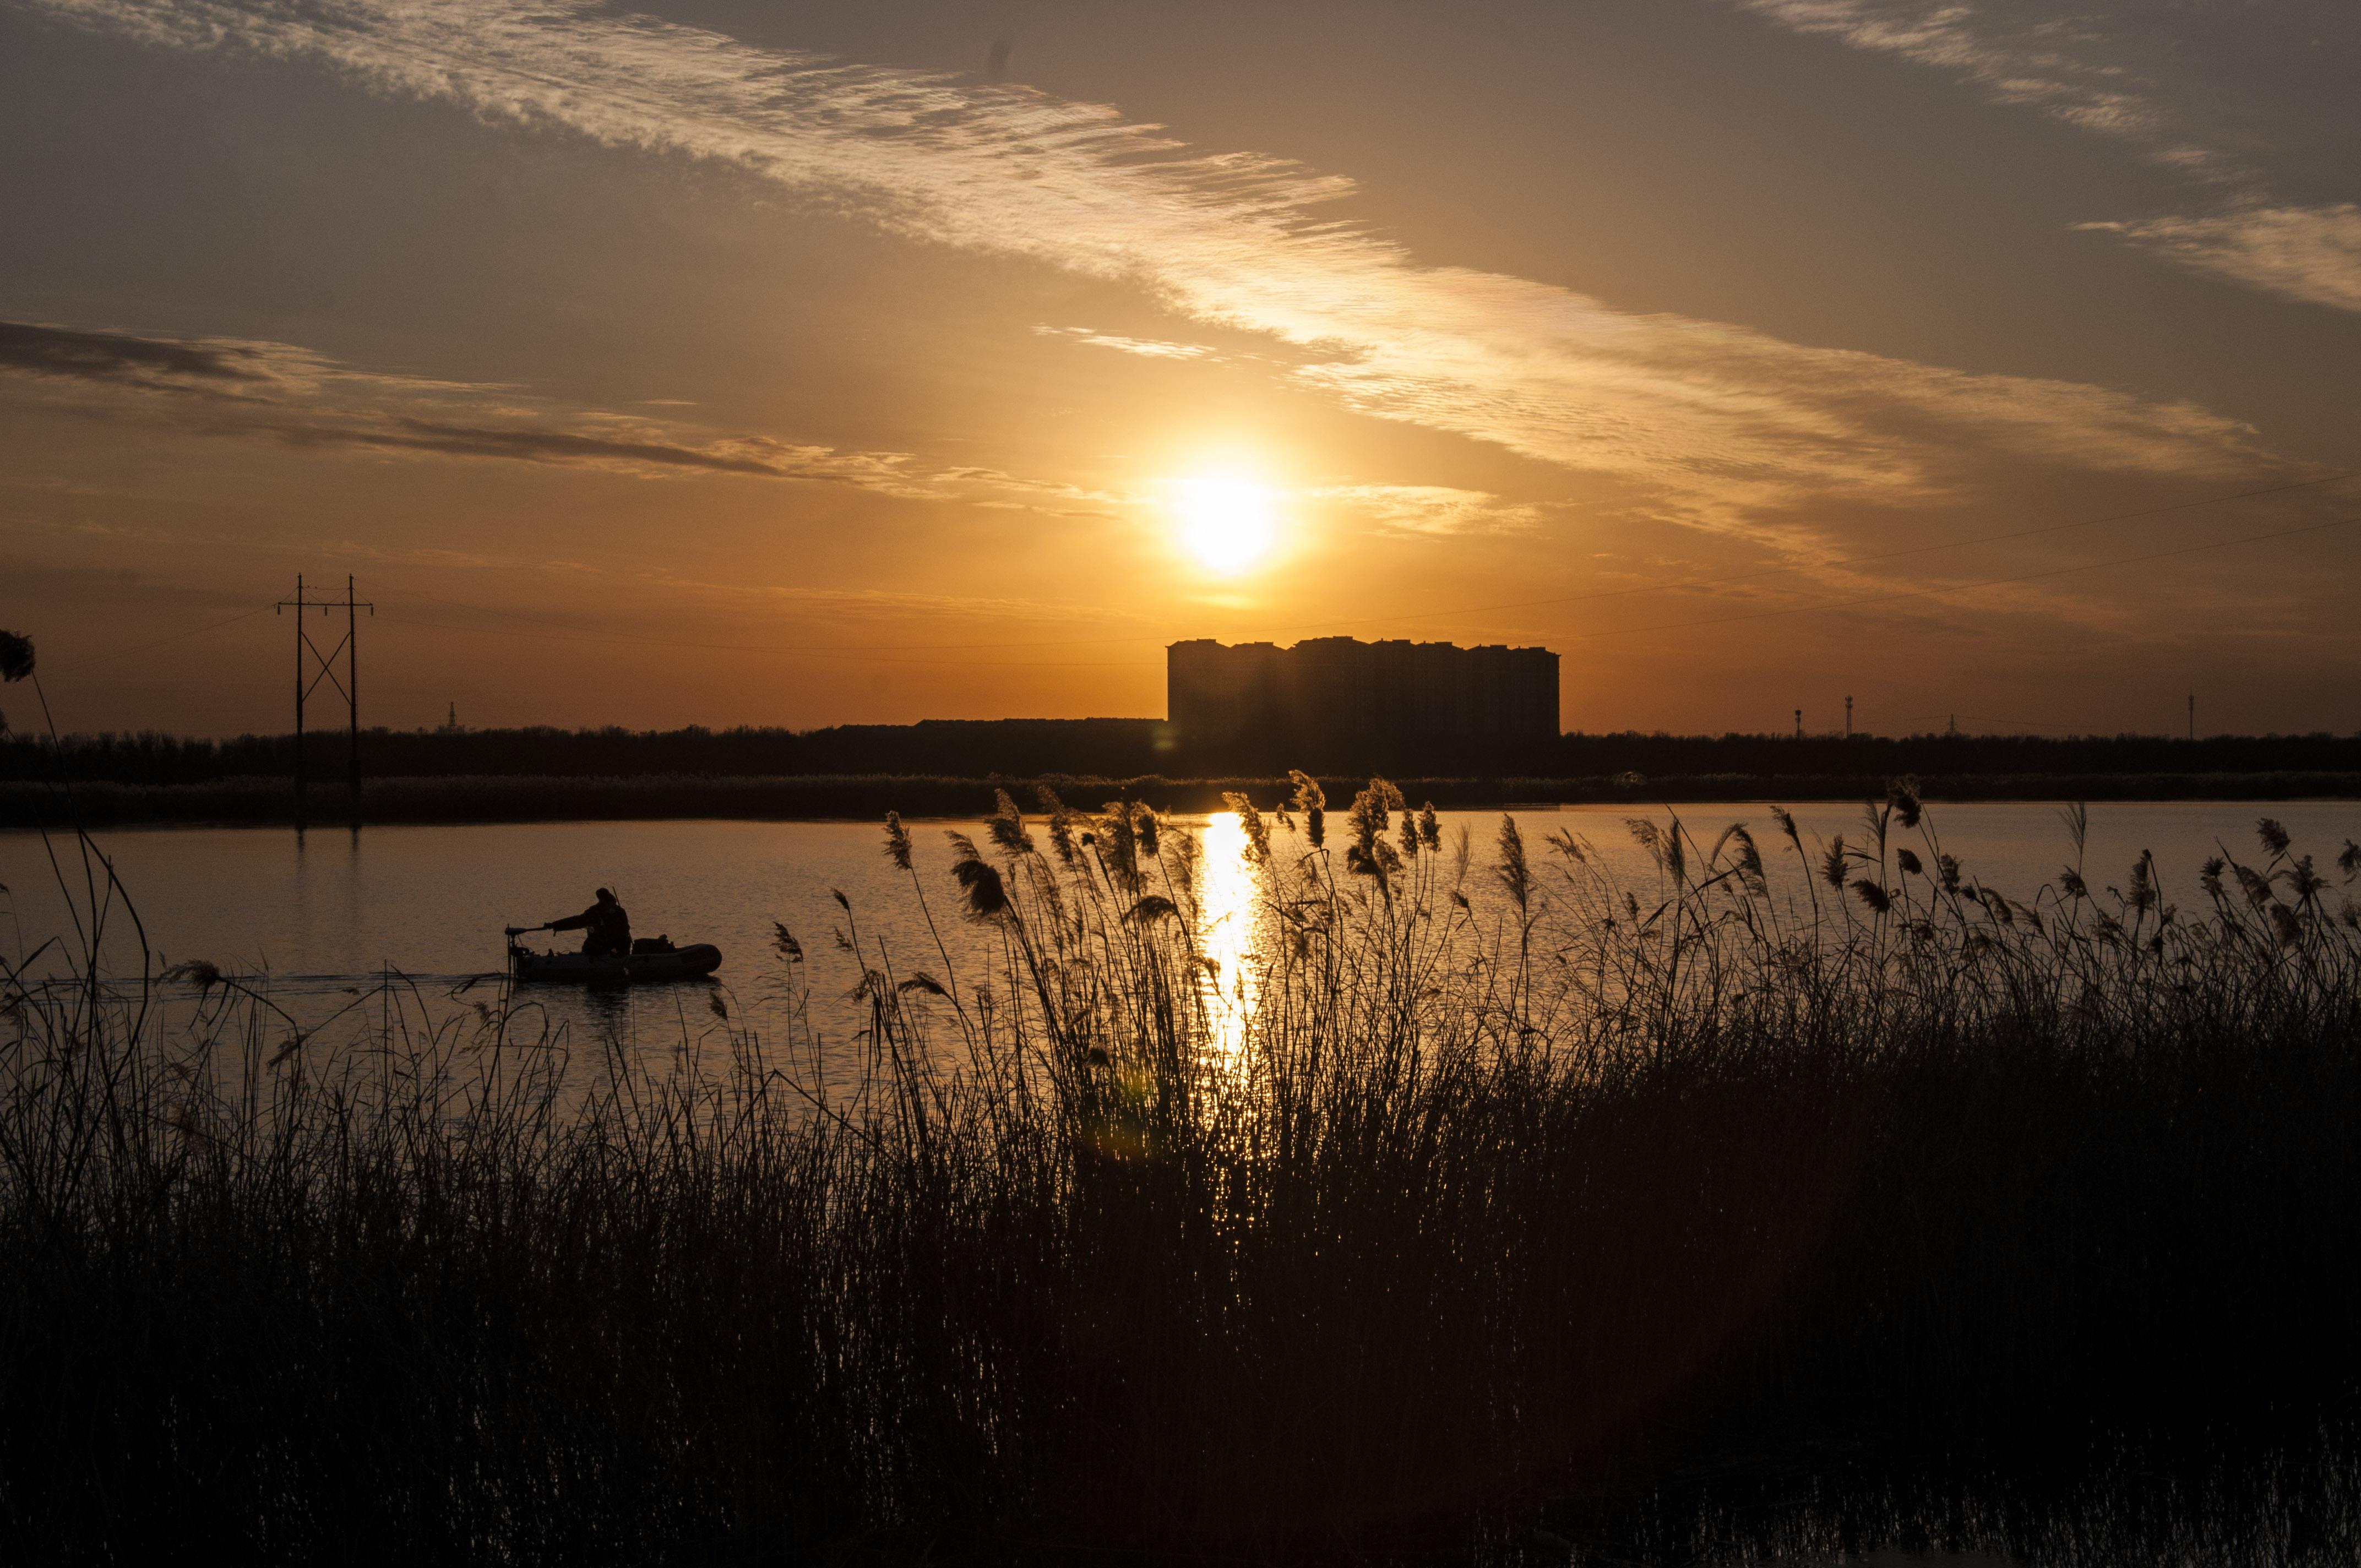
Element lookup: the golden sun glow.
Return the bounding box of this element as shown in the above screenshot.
[1194,811,1261,1064]
[1171,475,1278,575]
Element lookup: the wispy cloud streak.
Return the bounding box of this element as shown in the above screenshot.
[2086,205,2361,317]
[1312,485,1542,537]
[0,318,282,386]
[1733,1,2361,314]
[0,318,937,491]
[1733,1,2201,162]
[18,0,2273,529]
[1035,325,1217,360]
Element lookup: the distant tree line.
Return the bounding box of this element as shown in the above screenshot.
[0,719,1170,786]
[10,767,2361,831]
[1539,728,2361,780]
[5,717,2358,787]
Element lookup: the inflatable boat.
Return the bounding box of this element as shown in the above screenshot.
[507,938,723,985]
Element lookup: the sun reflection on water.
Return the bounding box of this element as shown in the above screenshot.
[1194,812,1261,1062]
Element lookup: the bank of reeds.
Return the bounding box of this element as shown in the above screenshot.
[4,777,2361,1563]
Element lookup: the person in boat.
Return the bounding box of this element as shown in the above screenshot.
[542,888,632,957]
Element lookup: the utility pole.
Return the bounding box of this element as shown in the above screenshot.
[1794,708,1803,739]
[1845,695,1853,739]
[2188,692,2195,742]
[345,574,365,817]
[275,574,373,826]
[287,574,304,825]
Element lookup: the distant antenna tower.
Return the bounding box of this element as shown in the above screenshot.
[274,573,372,827]
[1794,707,1803,739]
[1845,695,1853,739]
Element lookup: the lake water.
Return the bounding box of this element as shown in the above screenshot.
[6,799,2355,1088]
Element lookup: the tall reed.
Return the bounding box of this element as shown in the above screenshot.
[4,777,2360,1562]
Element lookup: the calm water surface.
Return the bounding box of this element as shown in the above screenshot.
[6,801,2355,1077]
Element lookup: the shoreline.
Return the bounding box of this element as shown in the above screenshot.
[7,769,2360,829]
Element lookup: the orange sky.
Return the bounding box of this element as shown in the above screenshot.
[3,0,2358,739]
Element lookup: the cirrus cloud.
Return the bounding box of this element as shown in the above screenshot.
[2085,205,2361,317]
[0,317,943,493]
[15,0,2281,536]
[1312,484,1543,537]
[1732,1,2361,315]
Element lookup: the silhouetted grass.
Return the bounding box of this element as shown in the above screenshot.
[4,782,2361,1562]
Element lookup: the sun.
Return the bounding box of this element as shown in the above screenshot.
[1172,475,1278,575]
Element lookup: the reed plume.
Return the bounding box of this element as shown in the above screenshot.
[987,789,1035,857]
[2126,852,2157,914]
[949,851,1009,922]
[1222,792,1272,864]
[0,629,32,683]
[1288,770,1326,849]
[1096,802,1141,891]
[1728,823,1766,890]
[2060,801,2090,862]
[1342,779,1406,887]
[162,959,222,992]
[1494,812,1532,916]
[1886,775,1923,829]
[1036,785,1082,869]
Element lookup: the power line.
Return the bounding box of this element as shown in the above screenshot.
[385,611,1162,668]
[50,606,274,677]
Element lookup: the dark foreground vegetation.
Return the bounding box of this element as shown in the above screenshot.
[7,761,2361,1564]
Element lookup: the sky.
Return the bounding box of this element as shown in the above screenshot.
[2,0,2357,740]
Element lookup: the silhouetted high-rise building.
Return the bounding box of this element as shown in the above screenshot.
[1166,636,1558,772]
